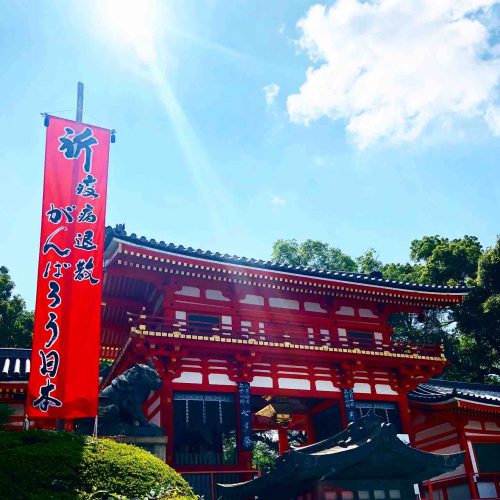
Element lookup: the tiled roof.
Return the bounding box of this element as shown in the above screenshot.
[409,379,500,406]
[0,348,31,382]
[105,225,469,295]
[219,414,464,496]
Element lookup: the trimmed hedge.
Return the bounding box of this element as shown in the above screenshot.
[0,431,196,499]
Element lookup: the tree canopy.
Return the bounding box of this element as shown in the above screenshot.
[0,266,33,348]
[272,239,357,272]
[272,236,500,384]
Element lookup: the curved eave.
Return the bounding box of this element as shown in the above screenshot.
[410,397,500,413]
[219,425,464,496]
[104,234,468,306]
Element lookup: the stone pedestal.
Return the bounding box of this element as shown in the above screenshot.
[111,435,168,462]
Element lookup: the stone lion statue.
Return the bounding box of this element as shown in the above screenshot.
[99,363,163,433]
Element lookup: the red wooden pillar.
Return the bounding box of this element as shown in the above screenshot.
[278,427,289,455]
[162,380,175,465]
[337,364,355,429]
[398,390,413,438]
[162,283,175,326]
[159,286,176,464]
[150,354,174,465]
[457,420,479,499]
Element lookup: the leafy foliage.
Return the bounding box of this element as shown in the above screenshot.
[452,238,500,382]
[356,248,383,274]
[410,235,482,285]
[0,266,33,348]
[272,239,357,272]
[0,430,196,499]
[270,235,500,383]
[252,434,278,473]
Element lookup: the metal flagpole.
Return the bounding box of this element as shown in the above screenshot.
[76,82,84,123]
[76,81,101,438]
[56,82,85,433]
[77,80,100,437]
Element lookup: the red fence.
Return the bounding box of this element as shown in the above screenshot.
[129,314,443,358]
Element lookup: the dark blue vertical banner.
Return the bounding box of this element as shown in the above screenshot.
[342,388,356,424]
[238,382,253,450]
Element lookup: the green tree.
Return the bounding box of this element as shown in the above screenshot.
[452,238,500,382]
[0,266,33,348]
[272,239,357,272]
[356,248,382,274]
[382,236,490,381]
[252,432,278,473]
[270,235,500,384]
[410,235,482,285]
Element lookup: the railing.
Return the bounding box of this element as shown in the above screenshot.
[129,313,443,358]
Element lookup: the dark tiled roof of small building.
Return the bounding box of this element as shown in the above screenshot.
[0,348,31,382]
[105,225,469,295]
[219,414,464,496]
[409,379,500,406]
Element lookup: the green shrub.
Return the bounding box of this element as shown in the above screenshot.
[0,430,196,499]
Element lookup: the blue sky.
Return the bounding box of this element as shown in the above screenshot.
[0,0,499,309]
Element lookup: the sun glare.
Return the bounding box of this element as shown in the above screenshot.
[86,0,240,241]
[97,0,161,65]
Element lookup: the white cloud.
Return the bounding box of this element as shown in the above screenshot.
[271,195,286,205]
[264,83,280,105]
[485,105,500,135]
[287,1,500,148]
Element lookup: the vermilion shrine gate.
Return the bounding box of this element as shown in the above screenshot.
[2,224,499,499]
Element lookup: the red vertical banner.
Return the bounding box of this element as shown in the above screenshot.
[27,116,111,419]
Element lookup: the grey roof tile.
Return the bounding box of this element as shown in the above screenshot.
[409,379,500,406]
[105,225,469,295]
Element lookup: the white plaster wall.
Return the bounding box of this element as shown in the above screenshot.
[172,372,203,384]
[336,306,355,316]
[484,421,500,431]
[208,373,236,386]
[150,411,161,427]
[466,420,482,430]
[359,308,377,318]
[175,286,200,298]
[250,376,273,388]
[240,294,264,305]
[278,378,311,390]
[375,384,397,395]
[206,289,230,301]
[269,297,300,310]
[315,380,340,392]
[353,382,371,394]
[304,302,327,313]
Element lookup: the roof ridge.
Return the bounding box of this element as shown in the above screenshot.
[426,379,500,393]
[105,225,470,294]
